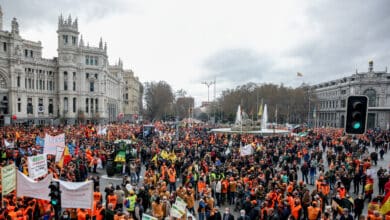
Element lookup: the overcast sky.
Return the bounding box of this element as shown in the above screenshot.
[1,0,390,106]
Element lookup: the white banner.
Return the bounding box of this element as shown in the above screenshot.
[44,133,65,155]
[60,180,94,209]
[16,171,51,201]
[1,164,16,196]
[27,154,48,179]
[240,144,253,156]
[55,146,65,163]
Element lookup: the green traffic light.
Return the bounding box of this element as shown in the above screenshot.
[51,200,58,205]
[352,122,361,129]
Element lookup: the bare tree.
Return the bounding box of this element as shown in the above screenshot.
[144,81,175,121]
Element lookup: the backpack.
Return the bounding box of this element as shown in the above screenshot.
[124,198,131,209]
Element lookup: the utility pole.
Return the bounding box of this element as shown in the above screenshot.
[202,80,216,123]
[202,81,215,103]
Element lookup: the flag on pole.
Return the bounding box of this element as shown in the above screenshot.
[297,72,303,77]
[380,190,390,215]
[58,146,71,168]
[258,99,263,117]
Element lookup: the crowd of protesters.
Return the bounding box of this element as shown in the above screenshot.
[0,122,389,220]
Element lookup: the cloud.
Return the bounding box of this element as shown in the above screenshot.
[202,48,274,84]
[289,0,390,83]
[1,0,130,28]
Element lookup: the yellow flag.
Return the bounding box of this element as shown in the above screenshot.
[258,99,263,117]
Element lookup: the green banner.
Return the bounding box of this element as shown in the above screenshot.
[1,164,16,196]
[142,213,158,220]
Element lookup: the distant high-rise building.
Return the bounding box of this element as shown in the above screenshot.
[0,7,142,125]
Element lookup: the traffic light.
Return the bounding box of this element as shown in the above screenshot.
[345,95,368,134]
[49,181,61,219]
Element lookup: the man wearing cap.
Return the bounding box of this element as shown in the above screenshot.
[125,189,137,218]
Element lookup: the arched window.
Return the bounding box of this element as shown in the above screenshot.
[363,89,376,107]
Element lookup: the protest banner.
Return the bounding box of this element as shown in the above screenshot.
[1,164,16,196]
[60,180,94,209]
[240,144,253,156]
[27,154,48,179]
[43,133,65,155]
[36,136,45,147]
[175,196,187,211]
[170,204,186,218]
[142,213,158,220]
[17,171,51,201]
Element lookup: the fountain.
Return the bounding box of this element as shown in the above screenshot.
[261,104,268,130]
[211,104,289,136]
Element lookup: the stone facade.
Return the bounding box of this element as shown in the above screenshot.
[0,7,142,125]
[311,61,390,129]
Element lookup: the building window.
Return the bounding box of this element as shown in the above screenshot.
[3,42,6,52]
[43,80,45,90]
[48,99,53,114]
[341,90,346,95]
[95,74,98,79]
[49,81,53,91]
[73,81,76,91]
[17,102,21,112]
[86,99,89,113]
[364,89,377,107]
[63,35,68,45]
[39,80,42,90]
[90,82,94,92]
[86,73,89,78]
[30,50,33,58]
[64,97,68,113]
[17,76,20,87]
[28,78,31,89]
[73,97,77,113]
[27,98,33,114]
[24,49,28,57]
[94,57,98,65]
[72,36,76,45]
[64,81,68,91]
[91,99,94,113]
[73,72,76,79]
[95,98,98,113]
[25,78,27,89]
[85,56,89,65]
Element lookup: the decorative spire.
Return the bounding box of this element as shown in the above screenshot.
[104,42,107,52]
[79,35,84,47]
[67,14,72,25]
[99,37,103,49]
[73,18,78,29]
[58,14,63,27]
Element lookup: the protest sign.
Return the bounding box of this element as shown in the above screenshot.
[1,164,16,196]
[240,144,253,156]
[17,171,51,201]
[27,154,48,179]
[60,180,94,209]
[142,214,158,220]
[44,133,65,155]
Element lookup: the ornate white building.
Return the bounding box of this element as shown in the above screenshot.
[0,8,142,125]
[311,61,390,129]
